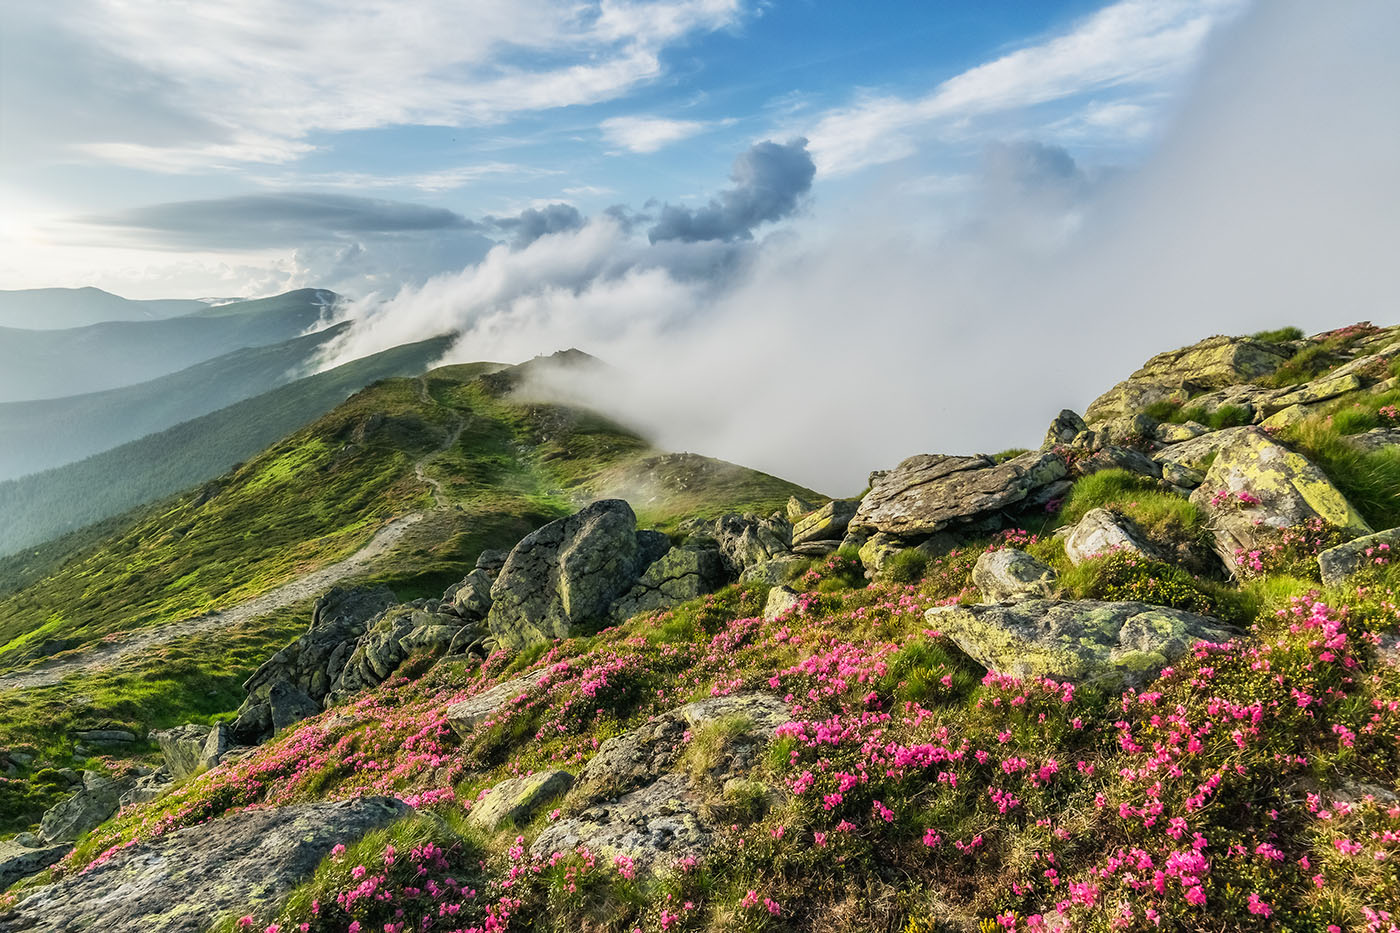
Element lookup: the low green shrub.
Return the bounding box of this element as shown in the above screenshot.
[1251,326,1305,343]
[1059,550,1252,621]
[884,548,929,584]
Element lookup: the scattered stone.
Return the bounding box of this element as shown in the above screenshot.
[488,499,650,650]
[852,450,1067,537]
[1317,527,1400,586]
[71,730,136,746]
[971,549,1057,602]
[1190,427,1372,574]
[0,838,71,890]
[1151,426,1254,472]
[6,798,410,932]
[445,669,548,738]
[763,586,802,621]
[1261,403,1316,431]
[927,599,1240,688]
[791,540,839,557]
[791,499,859,545]
[1063,509,1162,566]
[1264,372,1365,414]
[467,771,575,831]
[609,547,727,622]
[1082,415,1160,449]
[38,772,134,844]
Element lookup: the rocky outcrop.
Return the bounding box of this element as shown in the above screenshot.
[152,723,228,781]
[972,548,1057,602]
[852,450,1067,538]
[1190,428,1371,574]
[4,798,410,932]
[451,569,494,619]
[1085,336,1293,422]
[38,771,134,844]
[468,771,575,832]
[232,586,397,742]
[1076,446,1161,479]
[926,600,1240,688]
[680,512,792,576]
[488,500,652,650]
[791,499,859,545]
[0,838,71,890]
[1317,527,1400,586]
[1062,509,1162,566]
[327,606,481,704]
[609,546,727,622]
[445,669,548,738]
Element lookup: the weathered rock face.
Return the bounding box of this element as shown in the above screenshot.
[467,771,575,832]
[533,693,789,873]
[4,798,410,932]
[791,499,859,545]
[0,839,71,890]
[1063,509,1162,566]
[232,586,397,743]
[1317,527,1400,586]
[488,499,649,650]
[852,450,1068,538]
[38,772,133,844]
[927,600,1240,688]
[1085,336,1293,422]
[1076,446,1161,479]
[609,546,727,622]
[972,549,1057,602]
[445,669,548,739]
[151,723,228,781]
[451,569,495,619]
[1189,428,1372,573]
[680,512,792,576]
[327,607,478,705]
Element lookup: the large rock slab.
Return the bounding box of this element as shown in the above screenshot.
[467,771,575,832]
[488,500,649,650]
[1317,527,1400,586]
[444,669,548,739]
[530,773,710,873]
[1189,428,1372,574]
[609,547,727,622]
[0,839,71,890]
[3,797,409,932]
[926,599,1240,688]
[852,450,1068,537]
[972,548,1057,602]
[1085,336,1292,421]
[791,499,859,545]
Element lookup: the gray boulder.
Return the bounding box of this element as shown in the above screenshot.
[445,669,548,738]
[451,569,495,619]
[488,500,649,650]
[972,548,1057,602]
[6,798,410,932]
[467,771,575,831]
[327,606,474,704]
[38,772,133,844]
[474,549,510,577]
[926,599,1240,688]
[852,450,1067,537]
[152,723,228,781]
[791,499,859,545]
[1063,509,1162,566]
[119,769,175,807]
[1317,527,1400,585]
[738,555,808,585]
[1042,409,1089,448]
[763,586,802,621]
[680,512,792,575]
[1189,427,1371,574]
[609,547,727,622]
[0,838,71,890]
[1076,445,1162,479]
[1345,427,1400,454]
[268,682,322,733]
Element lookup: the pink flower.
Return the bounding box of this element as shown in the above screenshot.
[1184,886,1207,906]
[1247,893,1272,918]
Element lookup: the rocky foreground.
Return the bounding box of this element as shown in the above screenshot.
[3,322,1400,932]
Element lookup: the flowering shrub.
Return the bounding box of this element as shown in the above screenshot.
[1060,551,1231,618]
[1233,518,1347,579]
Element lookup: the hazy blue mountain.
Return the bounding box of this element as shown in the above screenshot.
[0,286,208,330]
[0,324,353,481]
[0,288,338,402]
[0,333,452,556]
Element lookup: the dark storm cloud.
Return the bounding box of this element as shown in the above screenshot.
[647,139,815,243]
[486,203,584,249]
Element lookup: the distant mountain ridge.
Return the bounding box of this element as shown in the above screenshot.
[0,286,207,330]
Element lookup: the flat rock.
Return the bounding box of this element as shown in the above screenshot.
[853,450,1067,537]
[445,669,548,739]
[2,797,410,932]
[38,773,132,844]
[972,548,1057,602]
[467,771,575,831]
[926,599,1240,688]
[0,839,71,891]
[791,499,859,545]
[1317,527,1400,586]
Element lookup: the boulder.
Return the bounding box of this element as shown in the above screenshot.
[971,549,1057,602]
[1085,336,1292,421]
[1081,415,1160,450]
[738,555,808,585]
[1042,410,1089,448]
[763,586,802,621]
[327,607,472,704]
[852,450,1067,538]
[1151,426,1255,472]
[152,723,227,781]
[1189,428,1372,573]
[858,532,905,574]
[445,669,548,738]
[785,495,817,522]
[467,771,575,831]
[6,798,410,932]
[1263,372,1365,414]
[488,500,649,650]
[474,549,510,577]
[1076,446,1162,479]
[451,569,495,619]
[1155,421,1209,444]
[609,547,727,622]
[791,499,859,545]
[1063,509,1162,566]
[1317,527,1400,586]
[1261,403,1316,431]
[38,772,133,843]
[926,599,1240,688]
[1160,460,1206,490]
[0,838,71,890]
[680,512,792,575]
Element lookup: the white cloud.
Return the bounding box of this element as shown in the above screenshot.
[28,0,749,171]
[805,0,1244,176]
[252,164,556,193]
[601,115,709,153]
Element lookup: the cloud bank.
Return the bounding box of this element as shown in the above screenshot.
[311,0,1398,495]
[648,139,816,243]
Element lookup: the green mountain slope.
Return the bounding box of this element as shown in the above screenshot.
[0,288,336,402]
[0,286,206,330]
[0,324,349,481]
[0,335,453,557]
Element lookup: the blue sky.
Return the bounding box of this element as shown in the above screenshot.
[1,0,1244,298]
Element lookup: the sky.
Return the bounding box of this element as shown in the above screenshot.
[3,0,1397,493]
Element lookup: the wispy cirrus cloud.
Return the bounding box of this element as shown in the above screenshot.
[805,0,1245,175]
[600,115,710,153]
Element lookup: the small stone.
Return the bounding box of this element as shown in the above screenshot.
[763,586,801,621]
[467,771,575,831]
[1317,527,1400,586]
[971,549,1057,602]
[1063,509,1161,566]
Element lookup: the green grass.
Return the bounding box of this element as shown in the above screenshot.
[1058,470,1207,548]
[1175,403,1253,430]
[1282,417,1400,529]
[1251,326,1305,344]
